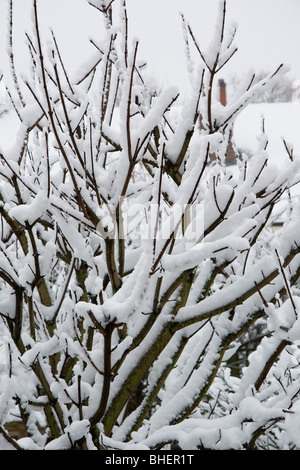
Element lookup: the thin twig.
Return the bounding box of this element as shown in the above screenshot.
[51,30,74,94]
[275,248,298,320]
[8,0,25,107]
[187,24,210,71]
[153,143,165,256]
[0,426,23,450]
[282,138,294,161]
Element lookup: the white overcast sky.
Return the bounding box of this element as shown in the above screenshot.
[0,0,300,95]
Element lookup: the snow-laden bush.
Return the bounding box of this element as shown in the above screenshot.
[0,0,300,450]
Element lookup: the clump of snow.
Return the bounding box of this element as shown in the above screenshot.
[9,190,49,225]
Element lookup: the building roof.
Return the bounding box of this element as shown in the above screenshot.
[233,102,300,166]
[233,102,300,224]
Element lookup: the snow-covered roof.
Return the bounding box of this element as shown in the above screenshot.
[233,102,300,166]
[233,102,300,223]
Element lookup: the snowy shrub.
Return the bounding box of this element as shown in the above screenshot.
[0,0,300,450]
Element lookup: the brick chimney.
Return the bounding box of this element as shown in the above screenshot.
[218,78,236,164]
[219,78,227,106]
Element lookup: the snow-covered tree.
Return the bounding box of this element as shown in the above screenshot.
[230,70,296,103]
[1,0,300,450]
